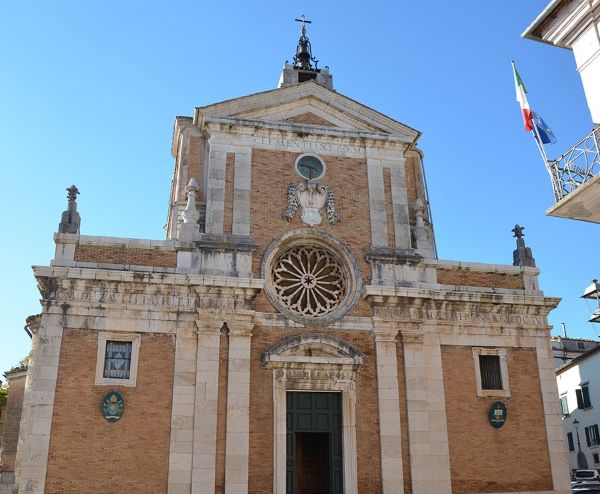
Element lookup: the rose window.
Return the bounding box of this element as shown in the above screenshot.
[272,246,347,317]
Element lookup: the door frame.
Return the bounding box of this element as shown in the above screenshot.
[264,334,363,494]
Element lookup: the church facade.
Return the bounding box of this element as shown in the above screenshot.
[13,26,570,494]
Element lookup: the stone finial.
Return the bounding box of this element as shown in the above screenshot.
[179,179,200,241]
[413,199,428,239]
[58,185,81,234]
[512,224,536,267]
[512,224,525,239]
[182,179,200,224]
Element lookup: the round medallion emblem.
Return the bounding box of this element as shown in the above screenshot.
[101,391,125,422]
[488,401,507,429]
[272,245,346,317]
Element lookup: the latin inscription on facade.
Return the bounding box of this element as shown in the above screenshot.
[47,288,195,309]
[275,369,354,381]
[253,136,363,155]
[375,307,547,327]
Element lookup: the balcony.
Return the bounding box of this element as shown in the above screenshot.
[546,127,600,223]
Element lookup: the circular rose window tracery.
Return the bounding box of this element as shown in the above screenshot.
[272,246,347,317]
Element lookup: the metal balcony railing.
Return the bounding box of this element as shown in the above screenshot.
[547,127,600,201]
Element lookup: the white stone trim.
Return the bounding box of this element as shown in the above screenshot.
[17,314,64,494]
[167,326,198,494]
[191,323,221,494]
[402,330,452,494]
[367,158,389,247]
[232,148,252,237]
[265,335,362,494]
[197,80,419,138]
[205,142,227,235]
[94,332,141,387]
[385,158,412,249]
[535,336,572,492]
[223,328,252,494]
[373,325,404,493]
[472,347,511,398]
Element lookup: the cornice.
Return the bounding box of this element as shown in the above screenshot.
[203,117,412,147]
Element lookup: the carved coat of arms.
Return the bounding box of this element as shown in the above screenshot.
[282,181,340,227]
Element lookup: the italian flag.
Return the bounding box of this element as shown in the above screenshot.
[512,62,533,132]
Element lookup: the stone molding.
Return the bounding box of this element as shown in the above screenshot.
[223,310,254,494]
[33,267,264,313]
[261,229,362,326]
[372,319,405,493]
[196,80,419,138]
[263,334,362,494]
[205,124,409,161]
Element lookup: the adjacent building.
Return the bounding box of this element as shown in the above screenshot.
[523,0,600,223]
[8,23,572,494]
[556,345,600,473]
[552,334,600,367]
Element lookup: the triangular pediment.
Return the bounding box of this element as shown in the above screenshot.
[196,81,419,139]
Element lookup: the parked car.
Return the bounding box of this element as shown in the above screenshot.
[573,484,600,493]
[575,470,600,482]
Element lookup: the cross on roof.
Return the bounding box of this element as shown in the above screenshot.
[295,15,312,27]
[295,15,312,36]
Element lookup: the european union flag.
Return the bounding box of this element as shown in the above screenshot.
[532,111,557,144]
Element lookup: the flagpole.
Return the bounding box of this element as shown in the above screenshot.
[530,114,562,200]
[511,60,561,200]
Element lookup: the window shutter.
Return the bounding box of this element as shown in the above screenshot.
[582,385,592,408]
[479,355,503,390]
[576,388,584,409]
[585,426,592,447]
[560,396,569,416]
[594,424,600,445]
[567,432,574,452]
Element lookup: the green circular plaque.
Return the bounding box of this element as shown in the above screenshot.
[488,401,507,429]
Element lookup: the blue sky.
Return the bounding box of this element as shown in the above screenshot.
[1,1,598,377]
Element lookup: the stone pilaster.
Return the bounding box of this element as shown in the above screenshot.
[385,159,412,250]
[366,158,388,247]
[401,328,452,494]
[223,312,254,494]
[167,325,199,494]
[232,149,252,237]
[373,320,404,493]
[191,317,222,494]
[205,142,227,235]
[534,335,571,493]
[16,314,64,494]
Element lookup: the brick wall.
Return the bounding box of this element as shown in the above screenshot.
[74,245,177,268]
[437,268,525,290]
[441,345,552,493]
[0,371,26,471]
[283,113,335,126]
[45,329,175,494]
[249,149,373,317]
[404,157,418,225]
[247,327,382,494]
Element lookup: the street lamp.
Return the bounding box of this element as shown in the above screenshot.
[573,419,589,470]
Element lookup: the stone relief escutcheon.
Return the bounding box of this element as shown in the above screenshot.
[282,181,340,227]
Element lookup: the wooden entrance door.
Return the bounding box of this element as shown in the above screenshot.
[286,392,343,494]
